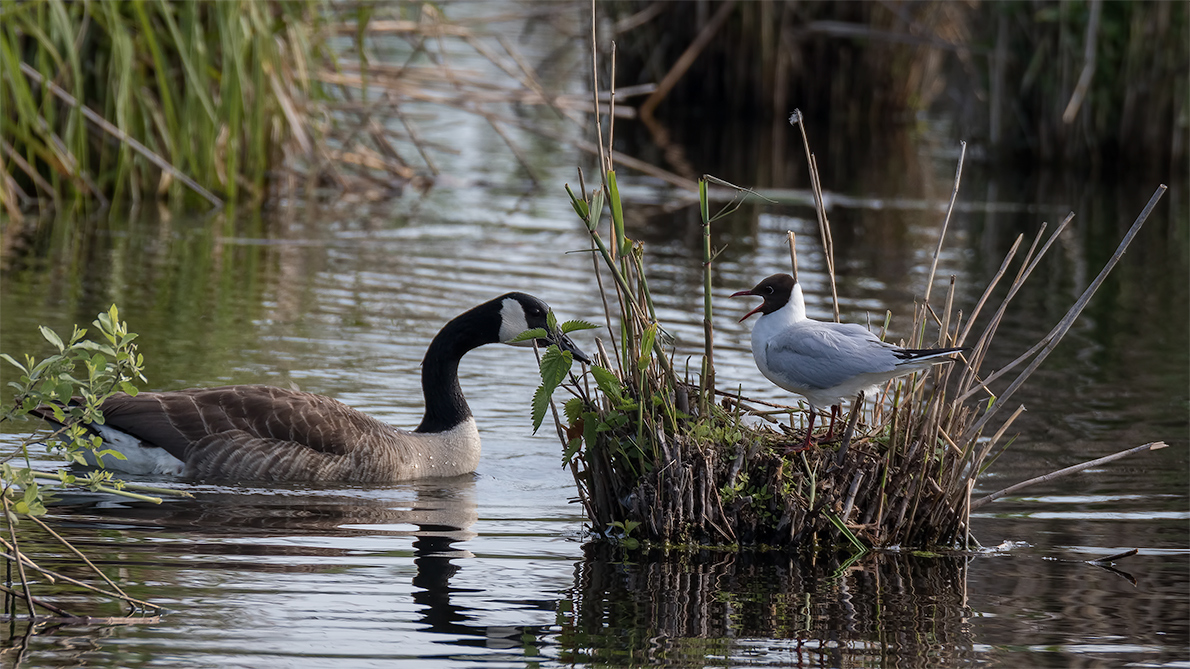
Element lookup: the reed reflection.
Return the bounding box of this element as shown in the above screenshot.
[560,545,977,667]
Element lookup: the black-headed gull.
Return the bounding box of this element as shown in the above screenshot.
[731,273,965,450]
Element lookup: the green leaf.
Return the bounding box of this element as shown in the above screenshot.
[638,324,657,372]
[539,345,573,391]
[588,190,605,232]
[582,411,599,451]
[531,384,552,433]
[509,327,548,343]
[546,309,558,335]
[0,353,27,372]
[562,438,582,466]
[565,183,589,221]
[560,319,599,334]
[563,397,585,425]
[40,326,65,352]
[590,365,624,403]
[531,345,574,433]
[607,170,627,254]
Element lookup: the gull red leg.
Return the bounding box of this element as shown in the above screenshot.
[824,405,840,441]
[788,411,816,452]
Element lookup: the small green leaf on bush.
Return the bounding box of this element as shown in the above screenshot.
[0,353,26,372]
[563,438,582,466]
[40,326,65,352]
[530,345,575,433]
[540,346,573,390]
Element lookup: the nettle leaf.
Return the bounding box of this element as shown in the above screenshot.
[560,320,599,334]
[562,438,582,466]
[510,327,548,343]
[563,397,585,425]
[546,309,558,334]
[591,365,624,404]
[531,345,575,433]
[539,345,572,390]
[531,385,552,434]
[582,410,599,450]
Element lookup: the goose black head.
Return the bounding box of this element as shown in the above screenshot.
[730,273,797,322]
[496,293,592,364]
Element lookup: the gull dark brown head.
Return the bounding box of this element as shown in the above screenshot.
[730,273,796,322]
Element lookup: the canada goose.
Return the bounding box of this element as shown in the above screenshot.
[731,273,964,449]
[34,292,590,483]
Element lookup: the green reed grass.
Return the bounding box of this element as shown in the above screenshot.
[1,0,326,211]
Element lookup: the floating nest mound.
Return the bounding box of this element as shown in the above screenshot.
[575,380,969,550]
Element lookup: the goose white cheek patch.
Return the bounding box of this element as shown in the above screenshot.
[498,297,534,345]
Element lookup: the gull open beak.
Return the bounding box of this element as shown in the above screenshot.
[730,289,764,322]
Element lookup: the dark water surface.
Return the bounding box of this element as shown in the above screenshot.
[1,8,1187,668]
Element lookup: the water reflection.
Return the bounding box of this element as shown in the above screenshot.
[561,544,977,667]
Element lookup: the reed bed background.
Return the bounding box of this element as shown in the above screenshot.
[605,0,1186,173]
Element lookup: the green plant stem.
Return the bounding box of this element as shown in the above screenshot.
[30,473,163,504]
[31,471,191,499]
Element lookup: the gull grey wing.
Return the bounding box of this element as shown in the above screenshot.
[762,323,901,391]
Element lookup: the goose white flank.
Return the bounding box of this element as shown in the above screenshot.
[34,292,590,483]
[731,273,965,450]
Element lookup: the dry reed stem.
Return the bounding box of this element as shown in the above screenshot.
[26,514,131,601]
[923,142,967,306]
[2,496,36,618]
[639,0,737,120]
[790,110,840,321]
[971,441,1168,510]
[960,185,1167,444]
[0,584,72,617]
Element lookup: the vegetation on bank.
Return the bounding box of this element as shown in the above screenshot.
[1,1,600,218]
[1,0,330,213]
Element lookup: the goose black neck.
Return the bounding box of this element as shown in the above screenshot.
[415,301,501,433]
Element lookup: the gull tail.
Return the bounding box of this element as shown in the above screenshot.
[893,346,968,364]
